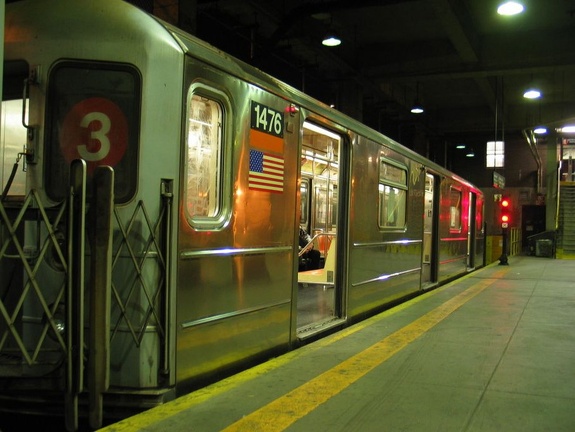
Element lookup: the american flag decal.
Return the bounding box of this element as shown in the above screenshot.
[249,149,284,193]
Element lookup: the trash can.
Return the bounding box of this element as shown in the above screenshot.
[535,239,553,257]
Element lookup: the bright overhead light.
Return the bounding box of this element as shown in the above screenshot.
[497,2,524,16]
[410,104,424,114]
[534,126,547,134]
[560,125,575,134]
[523,89,541,99]
[456,144,466,149]
[466,148,475,157]
[322,32,341,47]
[411,83,424,114]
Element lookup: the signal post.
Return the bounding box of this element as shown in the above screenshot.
[498,196,510,265]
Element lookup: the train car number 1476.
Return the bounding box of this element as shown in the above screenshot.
[251,101,284,138]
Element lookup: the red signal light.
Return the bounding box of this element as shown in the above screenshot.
[500,196,511,227]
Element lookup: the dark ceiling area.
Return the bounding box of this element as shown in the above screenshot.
[6,0,574,157]
[154,0,575,153]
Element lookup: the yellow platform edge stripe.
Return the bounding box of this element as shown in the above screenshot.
[101,263,506,431]
[223,276,501,431]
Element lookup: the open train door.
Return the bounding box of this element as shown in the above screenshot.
[296,121,348,338]
[422,172,439,288]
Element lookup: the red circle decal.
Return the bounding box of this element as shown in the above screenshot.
[60,97,129,172]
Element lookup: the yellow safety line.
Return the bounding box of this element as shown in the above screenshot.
[223,275,502,432]
[100,265,505,431]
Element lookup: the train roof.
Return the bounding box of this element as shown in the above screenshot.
[5,0,182,72]
[4,0,480,193]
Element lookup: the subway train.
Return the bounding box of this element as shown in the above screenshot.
[0,0,484,430]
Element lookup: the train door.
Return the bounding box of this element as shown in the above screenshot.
[422,172,439,287]
[296,121,345,336]
[468,191,477,269]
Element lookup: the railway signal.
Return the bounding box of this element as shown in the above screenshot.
[499,195,510,265]
[500,196,510,228]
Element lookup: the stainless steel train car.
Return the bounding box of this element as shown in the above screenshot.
[0,0,484,429]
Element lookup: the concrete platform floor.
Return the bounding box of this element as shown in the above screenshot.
[101,256,575,432]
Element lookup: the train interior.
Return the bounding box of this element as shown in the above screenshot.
[296,122,341,336]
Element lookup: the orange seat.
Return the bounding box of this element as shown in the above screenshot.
[298,238,336,284]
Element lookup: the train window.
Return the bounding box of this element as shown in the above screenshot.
[450,187,462,231]
[1,61,30,199]
[185,89,230,229]
[46,61,141,203]
[378,159,407,229]
[300,179,310,225]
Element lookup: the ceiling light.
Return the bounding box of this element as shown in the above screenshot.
[456,144,466,149]
[466,148,475,157]
[410,103,424,114]
[560,125,575,134]
[534,126,547,134]
[523,89,541,99]
[497,2,524,15]
[410,83,424,114]
[322,31,341,47]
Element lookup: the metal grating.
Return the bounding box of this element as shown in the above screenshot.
[0,191,68,372]
[110,200,167,348]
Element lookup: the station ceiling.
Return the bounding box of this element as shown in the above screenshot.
[6,0,575,151]
[170,0,575,148]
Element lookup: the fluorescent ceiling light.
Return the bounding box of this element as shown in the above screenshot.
[523,89,541,99]
[497,2,524,15]
[534,127,547,134]
[322,33,341,47]
[560,125,575,134]
[410,99,424,114]
[304,121,341,140]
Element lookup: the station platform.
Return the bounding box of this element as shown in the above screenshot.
[100,256,575,432]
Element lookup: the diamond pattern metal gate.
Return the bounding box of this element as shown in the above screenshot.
[0,164,170,431]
